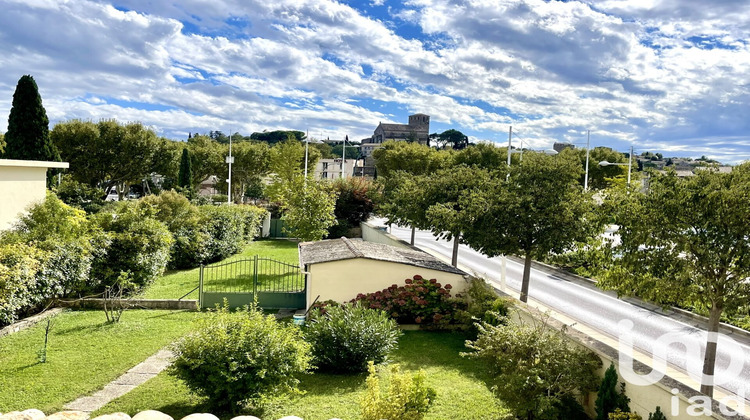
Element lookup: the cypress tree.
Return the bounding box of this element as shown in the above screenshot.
[178,147,193,189]
[595,363,631,420]
[3,75,59,161]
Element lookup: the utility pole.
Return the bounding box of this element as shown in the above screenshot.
[226,131,234,204]
[506,125,512,181]
[584,130,590,192]
[304,130,309,185]
[628,145,633,186]
[341,135,347,179]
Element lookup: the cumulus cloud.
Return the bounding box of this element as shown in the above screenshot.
[0,0,748,162]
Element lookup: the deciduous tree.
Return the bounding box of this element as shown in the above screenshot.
[459,151,599,302]
[598,165,750,397]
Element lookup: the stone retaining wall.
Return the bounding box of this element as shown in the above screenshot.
[0,410,341,420]
[0,308,67,338]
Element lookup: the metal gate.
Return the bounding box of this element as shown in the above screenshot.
[199,256,305,309]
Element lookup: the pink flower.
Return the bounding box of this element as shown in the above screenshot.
[445,284,452,290]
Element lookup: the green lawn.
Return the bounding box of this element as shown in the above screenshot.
[143,239,300,299]
[96,331,510,420]
[0,309,204,413]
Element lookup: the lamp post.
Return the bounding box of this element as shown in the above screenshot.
[226,132,234,204]
[599,145,633,185]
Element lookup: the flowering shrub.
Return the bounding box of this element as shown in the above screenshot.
[352,275,467,327]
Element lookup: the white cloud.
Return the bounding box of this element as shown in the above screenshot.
[0,0,748,161]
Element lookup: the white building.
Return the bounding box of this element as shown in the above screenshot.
[314,158,356,180]
[0,159,69,230]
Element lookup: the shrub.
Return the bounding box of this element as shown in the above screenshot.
[360,361,436,420]
[352,275,467,328]
[169,303,312,411]
[609,409,643,420]
[305,303,402,373]
[596,363,631,420]
[0,243,47,325]
[464,313,601,420]
[54,175,105,214]
[328,177,376,238]
[137,191,208,269]
[90,202,172,289]
[649,407,667,420]
[458,278,510,337]
[8,193,97,297]
[200,204,251,262]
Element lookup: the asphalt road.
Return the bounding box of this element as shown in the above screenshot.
[387,224,750,406]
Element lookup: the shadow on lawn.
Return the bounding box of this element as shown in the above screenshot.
[393,330,494,381]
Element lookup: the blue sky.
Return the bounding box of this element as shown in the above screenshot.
[1,0,749,162]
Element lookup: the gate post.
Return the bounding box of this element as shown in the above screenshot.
[199,264,204,309]
[253,255,258,297]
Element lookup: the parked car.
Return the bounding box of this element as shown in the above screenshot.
[104,187,119,202]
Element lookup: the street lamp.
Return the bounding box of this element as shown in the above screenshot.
[599,145,633,185]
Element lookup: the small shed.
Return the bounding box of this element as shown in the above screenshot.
[0,159,69,230]
[299,237,469,309]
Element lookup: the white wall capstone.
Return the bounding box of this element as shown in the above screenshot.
[131,411,171,420]
[91,414,131,420]
[45,411,88,420]
[178,415,218,420]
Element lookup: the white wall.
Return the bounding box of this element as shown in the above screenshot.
[0,160,68,231]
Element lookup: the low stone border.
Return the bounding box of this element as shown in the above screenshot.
[0,308,67,338]
[0,410,341,420]
[57,299,198,311]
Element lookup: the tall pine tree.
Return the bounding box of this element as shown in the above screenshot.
[178,147,193,189]
[3,75,59,162]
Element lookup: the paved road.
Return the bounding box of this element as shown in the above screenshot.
[388,224,750,406]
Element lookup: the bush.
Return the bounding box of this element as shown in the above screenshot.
[464,313,601,420]
[305,303,402,373]
[8,193,97,297]
[54,175,105,214]
[360,361,436,420]
[609,409,643,420]
[137,192,267,269]
[649,407,667,420]
[352,275,467,328]
[0,243,47,325]
[169,303,312,411]
[90,202,172,290]
[137,191,208,269]
[596,363,631,420]
[200,205,243,261]
[459,278,510,338]
[328,177,376,238]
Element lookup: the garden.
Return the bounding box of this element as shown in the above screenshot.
[0,190,658,420]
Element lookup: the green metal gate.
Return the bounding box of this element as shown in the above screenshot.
[269,218,288,238]
[199,256,306,309]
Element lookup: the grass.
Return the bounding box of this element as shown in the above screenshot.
[95,330,510,420]
[143,239,300,299]
[0,309,204,413]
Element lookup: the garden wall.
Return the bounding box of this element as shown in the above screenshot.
[360,222,412,250]
[510,301,747,420]
[0,159,69,230]
[305,258,470,309]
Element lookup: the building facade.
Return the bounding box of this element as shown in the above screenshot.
[360,113,430,157]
